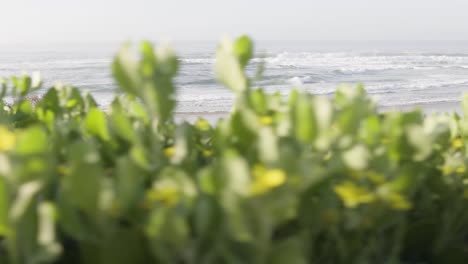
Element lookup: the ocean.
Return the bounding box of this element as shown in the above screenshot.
[1,40,468,115]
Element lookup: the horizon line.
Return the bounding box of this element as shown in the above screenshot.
[2,39,468,46]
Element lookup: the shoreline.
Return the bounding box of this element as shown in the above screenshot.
[175,100,463,123]
[378,100,461,114]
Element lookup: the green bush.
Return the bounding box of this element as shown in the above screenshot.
[0,36,468,263]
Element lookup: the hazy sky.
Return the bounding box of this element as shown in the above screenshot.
[1,0,468,44]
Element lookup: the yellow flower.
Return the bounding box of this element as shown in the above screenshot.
[334,181,375,208]
[259,116,273,126]
[251,166,286,195]
[195,118,211,131]
[164,146,175,158]
[452,138,464,149]
[0,126,16,152]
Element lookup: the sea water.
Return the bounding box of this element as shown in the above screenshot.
[1,40,468,114]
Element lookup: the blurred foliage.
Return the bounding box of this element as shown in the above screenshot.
[0,36,467,263]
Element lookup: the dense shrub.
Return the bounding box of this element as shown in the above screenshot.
[0,36,468,263]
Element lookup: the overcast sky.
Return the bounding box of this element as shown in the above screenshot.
[1,0,468,44]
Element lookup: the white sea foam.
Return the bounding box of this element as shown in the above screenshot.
[2,45,468,114]
[253,52,468,73]
[287,76,311,86]
[181,58,214,64]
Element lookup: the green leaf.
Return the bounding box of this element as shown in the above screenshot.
[84,92,98,110]
[140,41,157,78]
[294,94,316,143]
[38,88,60,113]
[215,37,248,93]
[19,75,32,96]
[461,93,468,135]
[100,229,149,264]
[0,177,9,236]
[10,181,42,221]
[268,238,307,264]
[169,124,191,164]
[110,106,137,143]
[37,202,62,261]
[113,41,178,123]
[130,144,151,169]
[405,124,432,161]
[222,150,251,197]
[155,43,179,77]
[249,89,267,114]
[360,115,381,145]
[233,35,253,69]
[258,127,279,163]
[113,44,140,96]
[194,196,219,239]
[36,108,55,131]
[85,108,110,141]
[342,144,370,170]
[62,142,102,214]
[197,167,217,195]
[313,96,333,149]
[116,157,145,211]
[0,77,7,98]
[15,126,48,155]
